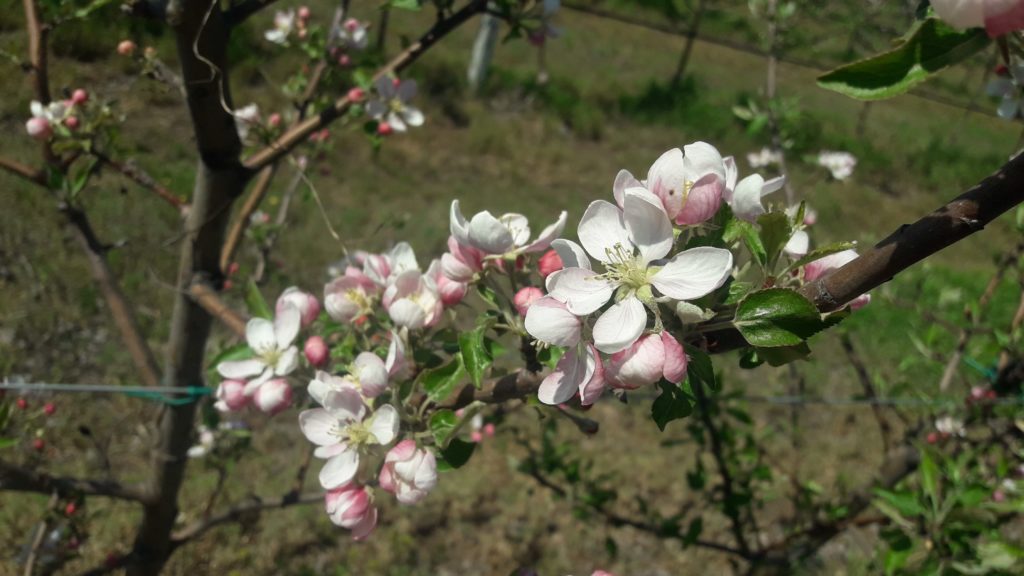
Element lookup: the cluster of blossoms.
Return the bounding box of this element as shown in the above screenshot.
[25,89,90,141]
[816,151,856,181]
[746,146,783,169]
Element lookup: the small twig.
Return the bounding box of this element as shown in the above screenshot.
[840,334,893,451]
[0,154,44,184]
[188,281,247,337]
[0,459,149,501]
[93,152,188,211]
[170,491,322,546]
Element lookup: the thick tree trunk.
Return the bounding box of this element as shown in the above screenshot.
[126,1,248,573]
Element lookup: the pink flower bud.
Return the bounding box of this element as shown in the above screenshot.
[538,249,563,278]
[65,116,79,130]
[277,287,321,327]
[470,430,483,443]
[65,502,77,516]
[926,431,940,444]
[16,398,28,410]
[325,483,378,540]
[43,403,56,416]
[483,423,495,437]
[606,332,687,390]
[592,571,616,576]
[25,117,51,140]
[344,18,360,32]
[378,440,438,505]
[298,6,311,20]
[347,87,365,102]
[228,261,240,276]
[304,336,329,367]
[71,89,88,105]
[338,54,351,67]
[117,40,136,56]
[513,286,543,316]
[253,378,292,415]
[32,438,45,451]
[377,122,393,136]
[993,490,1007,502]
[392,77,401,88]
[268,113,282,127]
[215,379,248,412]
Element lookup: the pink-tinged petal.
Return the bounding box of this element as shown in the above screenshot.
[274,305,301,349]
[217,358,265,379]
[551,238,591,270]
[314,443,348,459]
[613,169,643,209]
[308,372,353,406]
[449,200,471,247]
[254,378,293,415]
[299,408,338,445]
[651,247,733,301]
[538,346,589,405]
[931,0,985,29]
[546,267,615,315]
[322,387,367,423]
[389,299,427,329]
[723,156,738,199]
[242,370,272,395]
[354,352,388,397]
[524,296,582,347]
[661,332,687,383]
[592,296,647,354]
[388,242,419,275]
[784,230,809,259]
[273,346,299,376]
[850,293,871,311]
[367,405,399,445]
[683,141,726,183]
[468,210,515,254]
[378,464,396,493]
[606,334,665,389]
[441,252,475,282]
[803,249,858,282]
[386,439,418,462]
[731,174,767,222]
[986,1,1024,36]
[522,211,567,253]
[623,188,673,264]
[386,331,411,379]
[513,286,544,316]
[246,317,277,351]
[319,449,359,489]
[579,345,606,405]
[675,173,723,225]
[350,506,377,540]
[578,200,631,264]
[646,148,687,220]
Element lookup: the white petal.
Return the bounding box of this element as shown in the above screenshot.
[537,346,589,405]
[319,449,359,489]
[682,141,726,183]
[651,247,733,301]
[388,111,407,132]
[402,107,425,127]
[623,187,673,264]
[274,304,301,348]
[468,210,515,254]
[366,100,387,119]
[450,200,471,247]
[246,318,277,352]
[550,238,591,270]
[646,148,688,218]
[500,213,532,247]
[217,358,265,379]
[722,156,738,199]
[998,94,1020,119]
[322,387,367,423]
[397,79,418,102]
[299,408,338,445]
[784,230,809,259]
[546,268,615,315]
[524,296,581,347]
[388,242,419,275]
[731,174,767,222]
[389,299,427,329]
[521,211,567,253]
[612,169,642,208]
[273,346,299,376]
[374,75,396,99]
[367,405,399,445]
[577,200,631,264]
[592,296,647,354]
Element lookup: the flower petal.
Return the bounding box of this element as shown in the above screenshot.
[450,200,471,246]
[722,156,738,199]
[661,332,687,383]
[246,317,277,352]
[274,304,301,349]
[521,211,567,253]
[537,346,589,405]
[784,230,809,259]
[468,210,515,254]
[646,148,687,219]
[402,106,424,127]
[546,267,615,315]
[651,247,733,301]
[731,174,767,222]
[577,200,631,264]
[319,449,359,489]
[524,296,581,347]
[367,405,399,445]
[273,346,299,376]
[612,169,642,209]
[322,387,367,423]
[623,187,673,264]
[299,408,338,446]
[550,239,591,270]
[592,296,647,354]
[217,358,265,379]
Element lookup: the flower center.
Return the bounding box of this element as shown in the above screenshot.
[600,242,650,290]
[388,98,405,114]
[339,420,375,446]
[347,289,373,313]
[259,347,282,367]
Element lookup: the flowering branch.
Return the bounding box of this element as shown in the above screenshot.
[242,0,488,172]
[0,460,149,502]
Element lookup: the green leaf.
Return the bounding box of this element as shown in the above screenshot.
[682,517,703,545]
[875,488,927,517]
[734,289,826,347]
[436,438,475,471]
[429,409,457,447]
[686,348,717,390]
[459,325,492,389]
[817,18,990,101]
[0,438,17,449]
[732,221,767,267]
[390,0,422,10]
[919,448,940,508]
[417,355,467,404]
[756,211,792,269]
[756,343,811,366]
[244,280,272,320]
[786,241,858,273]
[651,381,693,431]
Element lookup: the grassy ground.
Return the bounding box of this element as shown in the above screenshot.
[1,2,1022,574]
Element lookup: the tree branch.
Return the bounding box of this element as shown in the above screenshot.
[22,0,49,103]
[219,165,276,272]
[242,0,488,172]
[0,155,44,184]
[224,0,281,28]
[0,460,149,501]
[188,281,248,337]
[94,152,188,211]
[169,491,322,546]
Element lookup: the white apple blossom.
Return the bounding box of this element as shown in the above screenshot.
[538,188,732,354]
[783,230,809,259]
[931,0,1024,36]
[324,267,379,323]
[613,142,727,225]
[721,156,786,222]
[817,151,856,181]
[449,200,567,258]
[234,103,260,142]
[335,18,369,51]
[363,242,420,287]
[299,387,399,489]
[265,10,296,45]
[367,77,424,132]
[746,147,782,169]
[216,305,301,394]
[382,270,443,329]
[935,415,967,437]
[378,439,438,505]
[537,343,605,405]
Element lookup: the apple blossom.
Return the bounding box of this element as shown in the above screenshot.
[802,249,870,310]
[721,157,786,222]
[427,259,468,307]
[783,230,809,259]
[817,151,856,181]
[277,286,320,327]
[324,268,379,323]
[524,296,582,348]
[538,343,606,405]
[325,483,377,539]
[514,286,544,316]
[336,18,369,51]
[386,329,412,380]
[605,332,686,390]
[25,117,51,140]
[265,10,296,45]
[363,242,419,287]
[449,200,567,257]
[234,103,260,142]
[614,143,727,225]
[304,335,329,367]
[541,188,732,353]
[214,379,249,412]
[216,305,301,393]
[117,39,136,56]
[441,235,488,282]
[987,64,1024,119]
[746,147,782,169]
[254,378,293,415]
[299,387,399,489]
[935,415,966,437]
[367,77,424,132]
[538,249,564,277]
[382,270,443,329]
[186,426,214,458]
[931,0,1024,37]
[378,439,438,505]
[28,101,68,138]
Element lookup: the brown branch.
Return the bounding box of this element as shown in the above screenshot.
[243,0,488,171]
[94,152,188,211]
[219,164,276,272]
[0,155,44,184]
[61,205,163,388]
[23,0,49,103]
[169,491,322,546]
[189,281,247,338]
[0,460,149,501]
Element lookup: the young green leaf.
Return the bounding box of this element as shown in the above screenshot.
[651,381,694,431]
[756,211,792,270]
[417,354,467,404]
[244,280,273,320]
[459,325,493,389]
[734,289,827,347]
[429,409,458,447]
[436,438,476,471]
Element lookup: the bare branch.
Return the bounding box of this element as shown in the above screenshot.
[22,0,49,103]
[0,460,149,501]
[839,334,893,450]
[219,165,276,272]
[0,155,44,184]
[170,491,322,546]
[188,281,247,337]
[94,152,188,211]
